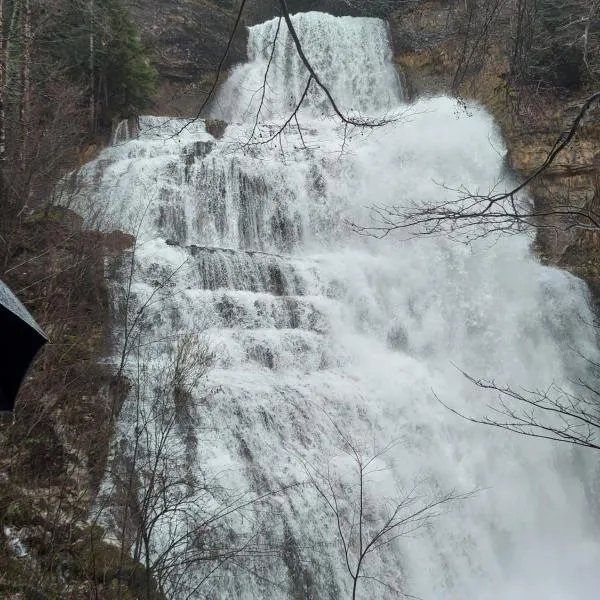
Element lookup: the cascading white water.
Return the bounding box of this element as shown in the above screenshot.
[212,14,402,121]
[73,12,600,599]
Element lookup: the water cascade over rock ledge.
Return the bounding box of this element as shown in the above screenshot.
[70,11,600,600]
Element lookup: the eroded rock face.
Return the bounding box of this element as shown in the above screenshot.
[131,0,247,82]
[129,0,248,115]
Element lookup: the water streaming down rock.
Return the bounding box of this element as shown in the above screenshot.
[75,12,600,600]
[212,13,402,121]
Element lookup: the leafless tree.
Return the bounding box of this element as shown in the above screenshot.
[435,356,600,451]
[442,0,600,92]
[94,224,292,597]
[102,327,295,599]
[300,426,471,599]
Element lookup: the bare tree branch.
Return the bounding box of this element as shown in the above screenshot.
[299,431,471,599]
[352,90,600,238]
[433,359,600,451]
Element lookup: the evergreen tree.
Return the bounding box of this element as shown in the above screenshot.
[40,0,157,126]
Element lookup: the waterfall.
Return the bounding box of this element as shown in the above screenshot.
[74,12,600,600]
[211,12,402,121]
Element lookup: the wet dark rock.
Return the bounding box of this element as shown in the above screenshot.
[183,141,215,181]
[268,264,287,296]
[185,140,215,159]
[130,1,247,83]
[387,324,409,352]
[205,118,228,139]
[247,343,275,369]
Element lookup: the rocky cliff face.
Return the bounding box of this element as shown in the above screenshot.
[389,0,600,303]
[130,1,246,82]
[129,0,247,115]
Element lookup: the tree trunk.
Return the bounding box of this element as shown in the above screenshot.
[89,0,95,131]
[0,0,6,167]
[19,0,31,150]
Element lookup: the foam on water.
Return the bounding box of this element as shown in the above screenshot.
[73,12,600,600]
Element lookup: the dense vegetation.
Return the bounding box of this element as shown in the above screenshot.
[41,0,157,126]
[1,0,157,220]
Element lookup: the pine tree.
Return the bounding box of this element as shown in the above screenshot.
[41,0,157,127]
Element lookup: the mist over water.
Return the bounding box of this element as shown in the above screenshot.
[75,12,600,599]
